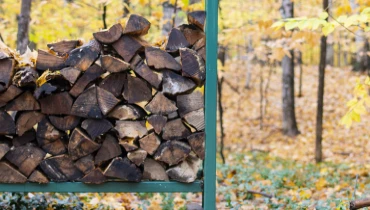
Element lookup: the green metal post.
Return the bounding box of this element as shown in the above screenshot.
[204,0,218,209]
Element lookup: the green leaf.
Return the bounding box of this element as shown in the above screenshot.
[319,12,328,20]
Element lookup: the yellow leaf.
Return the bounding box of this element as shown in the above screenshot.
[319,12,328,20]
[354,102,366,115]
[322,23,335,36]
[315,178,327,190]
[299,189,312,199]
[346,98,358,107]
[285,21,298,30]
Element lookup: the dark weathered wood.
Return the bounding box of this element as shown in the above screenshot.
[0,84,4,92]
[180,48,205,83]
[154,140,191,166]
[115,120,147,139]
[6,91,40,111]
[0,85,22,107]
[166,154,201,183]
[103,157,142,182]
[130,54,143,69]
[162,70,196,95]
[145,47,181,71]
[16,111,44,136]
[69,64,105,97]
[178,24,205,46]
[71,87,103,119]
[101,55,130,73]
[36,118,64,143]
[187,132,204,160]
[95,134,121,165]
[81,118,113,140]
[80,168,107,184]
[47,40,81,55]
[68,128,101,160]
[162,118,191,140]
[123,14,151,36]
[12,129,36,147]
[167,111,179,120]
[0,162,27,183]
[139,132,161,155]
[60,67,81,84]
[74,154,95,174]
[176,90,203,117]
[0,111,16,135]
[145,92,177,115]
[127,149,147,166]
[12,67,38,87]
[0,58,15,88]
[28,170,49,184]
[93,23,123,44]
[108,104,145,120]
[65,39,101,71]
[36,50,66,71]
[134,62,162,89]
[112,35,143,62]
[99,73,126,98]
[0,141,10,160]
[33,83,58,100]
[39,92,73,115]
[40,154,83,182]
[192,36,205,51]
[142,158,169,181]
[119,138,139,152]
[41,139,67,156]
[183,108,204,131]
[5,145,46,176]
[123,75,152,103]
[188,11,206,31]
[96,86,120,115]
[49,115,80,131]
[166,28,190,52]
[147,115,167,134]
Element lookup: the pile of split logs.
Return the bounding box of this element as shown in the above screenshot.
[0,11,206,184]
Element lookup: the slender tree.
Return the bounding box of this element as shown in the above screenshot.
[122,0,130,18]
[16,0,32,54]
[280,0,300,136]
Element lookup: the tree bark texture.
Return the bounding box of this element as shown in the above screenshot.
[17,0,32,54]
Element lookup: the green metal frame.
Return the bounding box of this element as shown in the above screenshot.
[0,1,218,209]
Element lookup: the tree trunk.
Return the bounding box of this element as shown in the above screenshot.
[123,0,130,18]
[17,0,32,54]
[280,0,300,136]
[297,51,303,97]
[315,0,329,163]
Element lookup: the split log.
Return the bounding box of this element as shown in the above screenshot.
[65,39,101,71]
[103,157,142,182]
[36,50,66,71]
[112,35,144,62]
[99,73,126,97]
[176,90,203,117]
[154,140,191,166]
[127,149,147,166]
[74,154,95,174]
[162,118,191,140]
[101,55,130,73]
[119,139,138,152]
[180,48,205,84]
[130,54,143,69]
[167,111,179,120]
[16,111,44,136]
[108,104,146,120]
[188,11,206,31]
[142,158,169,181]
[0,111,16,135]
[0,85,22,107]
[80,168,106,184]
[28,170,49,184]
[145,92,177,115]
[41,139,67,156]
[166,28,190,52]
[139,132,161,155]
[162,70,196,95]
[147,115,167,134]
[123,75,152,103]
[49,115,80,131]
[33,83,58,99]
[192,37,205,51]
[12,129,36,147]
[96,86,120,115]
[0,141,10,159]
[115,120,147,139]
[134,62,162,89]
[60,67,81,84]
[39,92,73,115]
[197,47,206,61]
[0,84,4,92]
[5,145,46,176]
[95,134,122,165]
[81,118,113,140]
[166,154,201,183]
[187,132,205,160]
[40,154,84,182]
[71,87,103,119]
[68,128,101,160]
[145,47,181,71]
[178,24,205,46]
[183,108,204,131]
[6,91,40,111]
[12,67,39,87]
[123,14,151,36]
[93,23,123,44]
[36,118,65,143]
[47,40,81,55]
[0,162,27,183]
[69,64,105,97]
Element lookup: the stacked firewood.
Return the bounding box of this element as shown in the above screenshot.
[0,11,206,184]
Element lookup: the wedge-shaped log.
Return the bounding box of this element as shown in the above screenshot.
[139,132,161,155]
[33,83,58,100]
[81,119,113,140]
[0,141,10,160]
[147,115,167,134]
[143,158,169,181]
[145,92,177,115]
[154,140,191,166]
[0,85,22,107]
[96,86,120,115]
[145,47,181,71]
[16,111,44,136]
[5,145,46,176]
[180,48,205,83]
[103,157,142,182]
[176,90,203,117]
[47,40,81,55]
[6,91,40,111]
[36,50,65,71]
[0,58,15,88]
[69,128,101,160]
[108,104,146,120]
[93,23,123,44]
[80,168,107,184]
[197,47,206,61]
[12,67,38,88]
[12,130,36,147]
[166,154,201,183]
[166,28,190,52]
[70,64,105,97]
[36,118,64,142]
[192,36,205,51]
[188,11,206,31]
[0,111,16,135]
[74,155,94,174]
[0,162,27,183]
[49,115,80,131]
[167,111,179,119]
[183,108,204,131]
[40,155,83,182]
[115,120,147,139]
[95,134,122,165]
[123,14,151,36]
[178,24,205,45]
[134,62,162,89]
[112,35,143,62]
[28,170,49,184]
[130,54,143,69]
[127,149,147,166]
[60,67,81,84]
[39,92,73,115]
[99,73,126,97]
[162,71,196,95]
[65,39,101,71]
[162,118,191,140]
[71,87,103,119]
[42,139,67,156]
[123,75,152,103]
[119,138,138,152]
[187,132,205,160]
[101,55,130,73]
